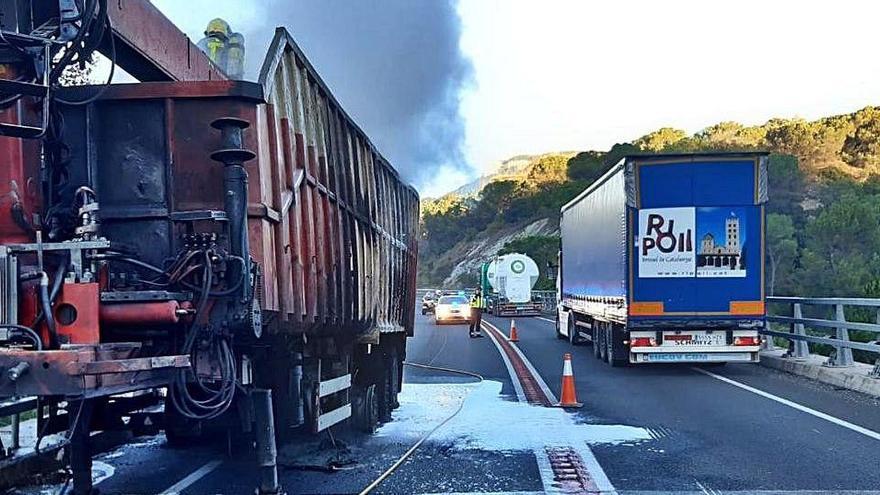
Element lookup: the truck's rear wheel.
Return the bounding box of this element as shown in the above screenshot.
[568,316,582,346]
[606,324,627,367]
[592,322,601,359]
[597,322,608,361]
[353,383,379,434]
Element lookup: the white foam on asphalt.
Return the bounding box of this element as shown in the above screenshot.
[379,380,650,451]
[92,461,116,485]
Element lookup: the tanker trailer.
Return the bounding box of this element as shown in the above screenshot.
[484,253,542,316]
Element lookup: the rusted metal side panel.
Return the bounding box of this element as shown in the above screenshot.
[258,27,419,335]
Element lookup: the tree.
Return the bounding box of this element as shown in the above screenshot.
[766,214,798,295]
[566,151,608,182]
[604,142,640,165]
[766,153,806,219]
[696,121,764,150]
[797,193,880,296]
[842,107,880,170]
[525,154,568,186]
[634,127,687,152]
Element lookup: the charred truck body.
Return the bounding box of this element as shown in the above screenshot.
[557,153,766,366]
[0,3,417,493]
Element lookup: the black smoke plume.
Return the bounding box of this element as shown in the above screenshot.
[240,0,474,191]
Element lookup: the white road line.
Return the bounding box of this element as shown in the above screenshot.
[695,480,712,495]
[693,367,880,442]
[160,460,222,495]
[481,321,526,402]
[482,320,559,404]
[535,316,556,324]
[482,320,616,495]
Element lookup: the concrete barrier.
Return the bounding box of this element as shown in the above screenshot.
[760,349,880,398]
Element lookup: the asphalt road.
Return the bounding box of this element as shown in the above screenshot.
[13,310,880,494]
[482,313,880,494]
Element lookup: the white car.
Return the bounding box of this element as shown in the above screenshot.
[434,295,472,325]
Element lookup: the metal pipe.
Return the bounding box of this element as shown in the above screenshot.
[252,388,281,494]
[99,300,182,326]
[11,412,20,450]
[210,117,256,301]
[290,352,304,427]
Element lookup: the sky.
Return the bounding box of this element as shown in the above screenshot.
[147,1,880,198]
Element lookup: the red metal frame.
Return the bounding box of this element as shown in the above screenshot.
[105,0,227,82]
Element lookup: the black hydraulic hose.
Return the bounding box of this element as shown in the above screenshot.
[32,255,67,329]
[92,253,166,276]
[38,277,58,349]
[19,271,57,349]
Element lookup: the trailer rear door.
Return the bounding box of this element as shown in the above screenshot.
[629,155,766,321]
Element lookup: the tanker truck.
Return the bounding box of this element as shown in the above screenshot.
[482,253,543,316]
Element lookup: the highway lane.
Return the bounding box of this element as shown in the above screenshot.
[12,310,880,494]
[13,312,545,495]
[484,313,880,494]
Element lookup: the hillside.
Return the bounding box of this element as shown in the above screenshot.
[420,106,880,304]
[447,152,578,197]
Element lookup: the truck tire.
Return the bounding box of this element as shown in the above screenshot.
[353,383,379,434]
[568,316,582,346]
[378,368,393,424]
[592,322,601,359]
[606,324,627,367]
[597,322,608,362]
[389,346,402,410]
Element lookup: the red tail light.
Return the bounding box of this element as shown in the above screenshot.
[734,336,760,346]
[631,337,657,347]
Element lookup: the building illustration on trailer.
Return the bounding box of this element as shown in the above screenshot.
[697,212,745,277]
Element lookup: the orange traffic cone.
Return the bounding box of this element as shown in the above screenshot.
[558,353,582,408]
[509,319,519,342]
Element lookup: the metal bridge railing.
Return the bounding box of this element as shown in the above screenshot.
[765,296,880,375]
[532,290,557,314]
[0,396,37,457]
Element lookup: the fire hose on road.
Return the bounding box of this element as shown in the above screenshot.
[358,361,483,495]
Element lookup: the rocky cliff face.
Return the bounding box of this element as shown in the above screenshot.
[432,217,558,288]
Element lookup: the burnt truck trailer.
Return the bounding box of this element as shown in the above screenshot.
[0,15,417,494]
[556,153,766,366]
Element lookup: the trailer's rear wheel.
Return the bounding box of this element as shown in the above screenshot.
[568,316,583,346]
[597,322,608,361]
[353,383,379,434]
[592,322,601,359]
[378,354,394,423]
[605,324,627,367]
[389,346,402,410]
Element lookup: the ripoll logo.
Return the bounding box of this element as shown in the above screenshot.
[638,207,696,278]
[510,259,526,274]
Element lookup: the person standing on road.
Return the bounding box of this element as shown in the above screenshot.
[469,288,484,338]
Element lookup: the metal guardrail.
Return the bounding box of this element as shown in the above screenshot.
[765,296,880,375]
[532,290,557,314]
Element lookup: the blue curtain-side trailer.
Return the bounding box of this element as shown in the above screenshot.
[557,152,767,365]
